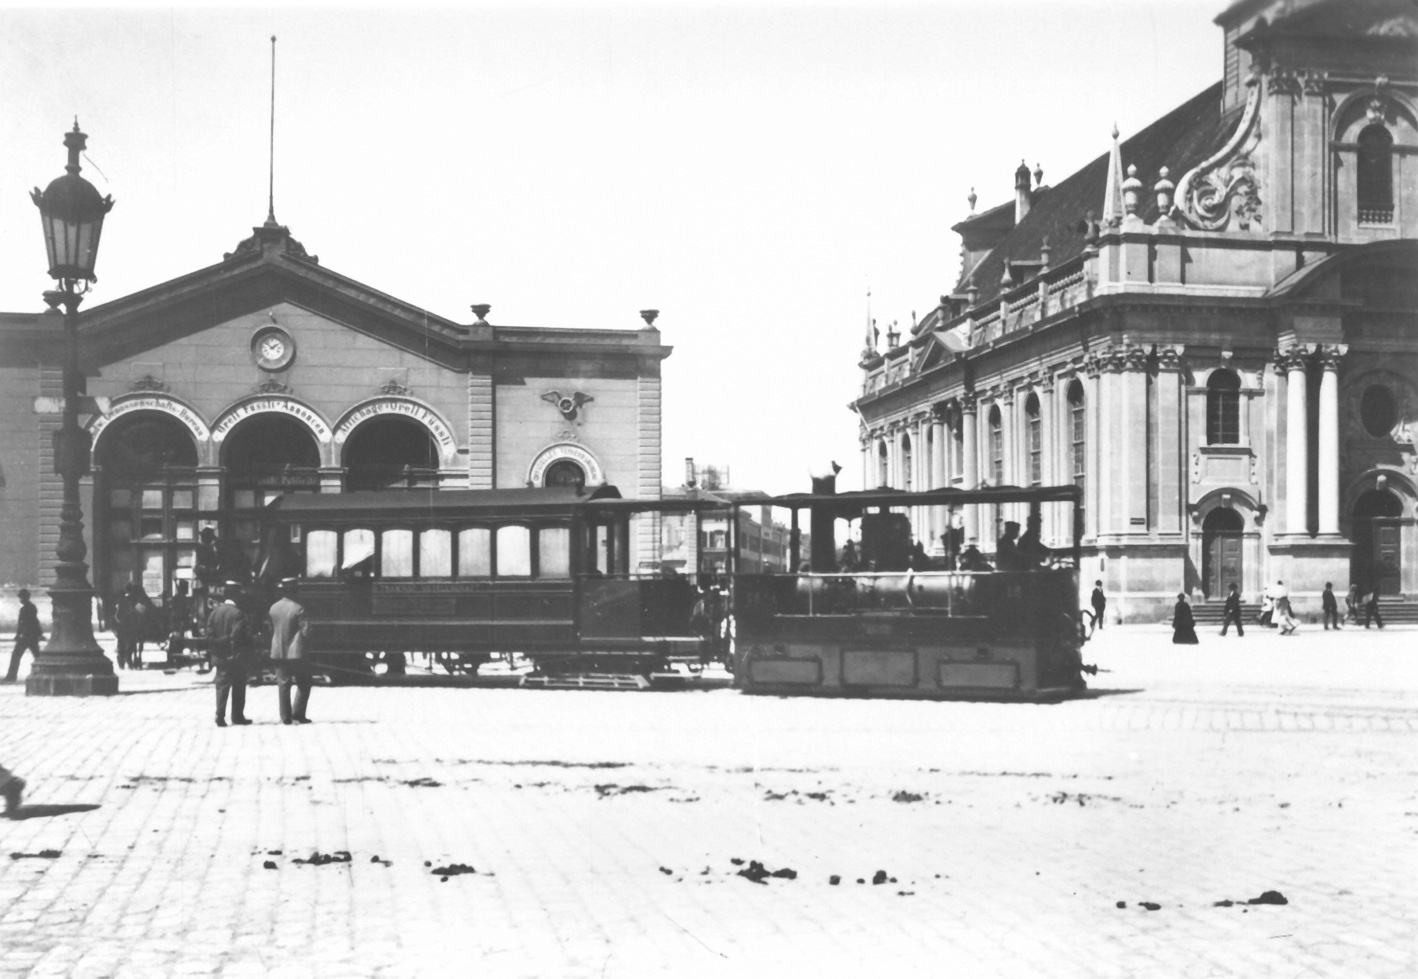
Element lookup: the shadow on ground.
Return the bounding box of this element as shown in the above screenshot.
[8,803,101,821]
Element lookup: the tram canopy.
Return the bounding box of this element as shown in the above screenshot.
[264,484,623,520]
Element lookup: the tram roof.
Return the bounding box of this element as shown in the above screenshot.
[264,484,623,516]
[758,484,1083,511]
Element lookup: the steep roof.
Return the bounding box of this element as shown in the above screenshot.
[959,82,1231,306]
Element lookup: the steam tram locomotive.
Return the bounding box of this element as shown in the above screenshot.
[254,484,731,683]
[731,484,1092,701]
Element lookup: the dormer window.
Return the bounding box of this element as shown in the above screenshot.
[1357,124,1394,224]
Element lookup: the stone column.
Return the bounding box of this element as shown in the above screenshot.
[1280,346,1310,535]
[961,394,979,544]
[931,409,947,554]
[999,387,1015,529]
[1085,357,1102,540]
[1039,374,1056,540]
[1317,345,1345,535]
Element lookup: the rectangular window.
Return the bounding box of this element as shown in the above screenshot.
[420,529,452,577]
[538,526,571,578]
[496,526,531,577]
[306,530,337,578]
[458,527,492,577]
[170,489,194,510]
[381,529,414,577]
[141,489,164,510]
[342,528,376,572]
[1029,415,1042,487]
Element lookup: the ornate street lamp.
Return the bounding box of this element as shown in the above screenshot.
[27,121,116,696]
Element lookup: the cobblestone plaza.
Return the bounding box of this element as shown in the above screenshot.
[2,626,1414,978]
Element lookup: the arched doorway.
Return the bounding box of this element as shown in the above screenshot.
[1352,489,1403,595]
[222,415,321,575]
[94,413,200,608]
[342,416,439,491]
[1201,507,1244,599]
[543,459,585,488]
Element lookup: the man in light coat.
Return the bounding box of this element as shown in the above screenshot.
[269,578,312,725]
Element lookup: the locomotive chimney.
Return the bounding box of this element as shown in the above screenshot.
[809,462,843,572]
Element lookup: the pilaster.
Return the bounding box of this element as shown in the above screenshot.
[961,393,979,544]
[1155,345,1185,535]
[467,371,494,490]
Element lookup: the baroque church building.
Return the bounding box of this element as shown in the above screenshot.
[0,211,668,612]
[853,0,1418,621]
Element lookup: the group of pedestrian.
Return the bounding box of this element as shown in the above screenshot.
[1168,579,1385,643]
[208,577,313,727]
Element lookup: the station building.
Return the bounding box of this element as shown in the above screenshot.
[0,214,669,617]
[853,0,1418,620]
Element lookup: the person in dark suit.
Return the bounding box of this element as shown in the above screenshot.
[206,582,253,728]
[6,589,43,682]
[1171,592,1199,645]
[1321,582,1341,630]
[1220,583,1244,637]
[269,578,312,725]
[1090,580,1107,631]
[0,762,23,817]
[1364,588,1384,629]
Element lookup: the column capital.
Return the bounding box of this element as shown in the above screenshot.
[1154,344,1186,373]
[1038,371,1057,394]
[1275,344,1312,373]
[959,391,979,415]
[1317,344,1348,372]
[999,384,1016,407]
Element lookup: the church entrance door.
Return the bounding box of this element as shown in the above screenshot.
[1202,508,1243,599]
[1351,489,1403,596]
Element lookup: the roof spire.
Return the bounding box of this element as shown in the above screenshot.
[1101,123,1124,229]
[266,35,278,228]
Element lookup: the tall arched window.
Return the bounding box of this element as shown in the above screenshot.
[1068,379,1086,505]
[1206,369,1241,445]
[1357,124,1394,223]
[878,440,889,488]
[901,433,913,492]
[988,406,1003,485]
[1025,392,1042,487]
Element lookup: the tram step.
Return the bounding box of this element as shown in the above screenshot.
[520,673,651,691]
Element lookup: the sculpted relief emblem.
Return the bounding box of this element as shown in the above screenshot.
[1173,71,1264,232]
[541,389,593,423]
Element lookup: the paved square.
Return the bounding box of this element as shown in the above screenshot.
[2,625,1415,978]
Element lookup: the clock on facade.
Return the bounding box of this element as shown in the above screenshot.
[251,326,296,372]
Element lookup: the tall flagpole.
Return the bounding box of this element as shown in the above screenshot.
[267,35,277,225]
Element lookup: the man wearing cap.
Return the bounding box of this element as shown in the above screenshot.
[269,578,312,725]
[5,588,43,682]
[206,582,253,727]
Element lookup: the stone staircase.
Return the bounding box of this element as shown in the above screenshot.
[1190,600,1418,626]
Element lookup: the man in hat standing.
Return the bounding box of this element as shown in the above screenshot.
[206,582,253,727]
[5,589,43,682]
[269,578,312,725]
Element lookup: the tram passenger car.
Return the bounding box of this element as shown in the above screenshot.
[732,484,1092,701]
[257,485,729,680]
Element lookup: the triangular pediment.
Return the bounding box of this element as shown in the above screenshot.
[76,224,470,371]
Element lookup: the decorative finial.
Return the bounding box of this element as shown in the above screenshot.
[1040,236,1051,269]
[1122,163,1143,216]
[471,303,491,324]
[1111,122,1119,140]
[966,276,979,308]
[967,186,977,212]
[1033,162,1043,187]
[1153,166,1175,215]
[639,309,659,327]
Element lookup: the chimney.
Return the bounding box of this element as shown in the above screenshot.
[1015,159,1032,224]
[684,457,696,488]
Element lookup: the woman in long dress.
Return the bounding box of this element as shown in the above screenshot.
[1172,592,1199,645]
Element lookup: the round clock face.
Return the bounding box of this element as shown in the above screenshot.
[252,326,295,372]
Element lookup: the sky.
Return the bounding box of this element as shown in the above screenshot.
[0,1,1221,495]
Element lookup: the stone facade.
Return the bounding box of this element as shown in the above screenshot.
[853,0,1418,621]
[0,218,668,621]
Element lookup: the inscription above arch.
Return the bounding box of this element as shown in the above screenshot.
[332,397,458,463]
[88,394,211,445]
[210,396,332,444]
[527,442,604,487]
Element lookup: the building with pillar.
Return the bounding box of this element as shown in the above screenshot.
[0,215,668,620]
[853,0,1418,621]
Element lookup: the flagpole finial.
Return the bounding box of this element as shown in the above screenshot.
[266,34,278,227]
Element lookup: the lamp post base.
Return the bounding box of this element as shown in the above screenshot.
[26,673,119,697]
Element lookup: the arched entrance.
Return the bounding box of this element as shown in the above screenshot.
[221,415,321,575]
[543,459,585,488]
[94,412,200,607]
[342,416,439,491]
[1201,507,1244,599]
[1352,489,1403,595]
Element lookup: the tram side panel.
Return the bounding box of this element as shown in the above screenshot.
[735,570,1086,701]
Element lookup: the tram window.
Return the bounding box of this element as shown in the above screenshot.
[458,528,492,577]
[141,516,165,541]
[175,520,195,541]
[420,529,452,577]
[496,526,532,577]
[175,548,196,573]
[306,530,337,578]
[171,489,194,510]
[539,526,571,578]
[141,489,164,510]
[343,528,375,570]
[381,529,414,577]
